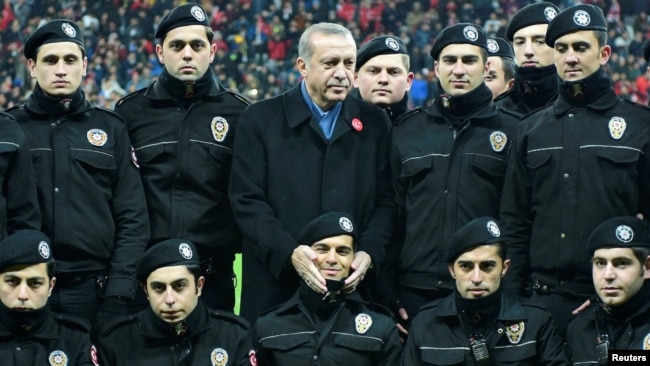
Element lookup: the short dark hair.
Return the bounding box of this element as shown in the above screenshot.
[46,260,56,279]
[631,247,650,267]
[594,30,607,48]
[501,57,516,82]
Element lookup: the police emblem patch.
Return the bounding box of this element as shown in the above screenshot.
[211,117,229,142]
[463,26,479,41]
[489,131,507,152]
[87,129,108,147]
[38,241,50,259]
[49,350,68,366]
[506,322,525,344]
[61,23,76,38]
[179,243,193,259]
[191,5,206,22]
[385,37,400,51]
[573,10,591,26]
[211,348,228,366]
[644,333,650,350]
[615,225,633,243]
[486,221,500,237]
[544,7,558,21]
[355,313,373,334]
[339,217,354,233]
[487,39,499,53]
[608,117,626,140]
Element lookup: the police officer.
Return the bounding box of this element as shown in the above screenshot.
[97,239,251,365]
[0,111,40,237]
[402,217,570,365]
[229,22,393,323]
[251,213,402,366]
[114,3,249,313]
[385,23,517,333]
[6,19,150,325]
[499,4,650,338]
[495,2,560,118]
[567,216,650,364]
[485,38,515,100]
[0,230,96,366]
[352,35,414,124]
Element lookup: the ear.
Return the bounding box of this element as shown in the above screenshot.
[82,56,88,77]
[434,60,440,78]
[48,277,56,296]
[405,71,415,91]
[643,256,650,279]
[353,72,359,88]
[501,259,511,277]
[196,276,205,296]
[599,45,612,66]
[506,78,515,91]
[209,42,217,63]
[296,57,308,78]
[484,59,491,75]
[140,282,149,299]
[448,263,455,279]
[155,43,164,64]
[28,59,36,78]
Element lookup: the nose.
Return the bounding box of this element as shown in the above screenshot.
[164,288,176,306]
[470,267,483,284]
[17,283,29,302]
[377,70,389,84]
[564,49,579,65]
[603,263,617,280]
[182,44,193,60]
[452,60,465,76]
[524,40,534,57]
[55,60,67,76]
[325,249,338,265]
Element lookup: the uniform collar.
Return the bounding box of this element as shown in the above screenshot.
[140,301,212,340]
[144,76,225,101]
[24,84,92,117]
[553,68,618,116]
[432,290,528,322]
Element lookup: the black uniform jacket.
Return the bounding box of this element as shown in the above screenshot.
[0,313,95,366]
[252,292,402,366]
[229,85,394,321]
[402,291,570,365]
[97,302,251,366]
[0,111,40,237]
[567,299,650,364]
[499,89,650,294]
[494,87,556,120]
[115,80,249,254]
[390,102,517,290]
[7,96,150,298]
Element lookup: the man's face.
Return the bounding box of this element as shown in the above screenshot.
[297,32,356,110]
[592,247,650,307]
[311,235,354,281]
[354,54,414,106]
[145,265,204,323]
[156,25,216,82]
[28,42,87,97]
[554,30,610,82]
[512,24,555,68]
[0,263,54,311]
[449,245,509,299]
[435,43,488,97]
[485,56,511,99]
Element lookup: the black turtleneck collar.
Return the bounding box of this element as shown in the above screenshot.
[434,82,494,123]
[455,287,502,332]
[25,84,89,116]
[158,68,217,107]
[298,279,346,320]
[512,64,559,110]
[0,299,50,338]
[141,301,211,340]
[382,93,409,125]
[600,280,650,320]
[556,67,614,110]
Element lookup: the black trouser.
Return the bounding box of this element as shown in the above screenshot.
[530,291,590,341]
[50,272,105,323]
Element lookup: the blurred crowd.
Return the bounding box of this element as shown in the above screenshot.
[1,0,650,109]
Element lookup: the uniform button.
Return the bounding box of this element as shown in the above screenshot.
[313,355,318,361]
[568,113,574,118]
[50,123,56,127]
[560,281,565,285]
[186,349,190,354]
[15,347,21,352]
[443,190,448,195]
[54,187,60,193]
[563,173,569,178]
[542,285,548,292]
[560,233,566,239]
[437,281,444,286]
[497,328,503,334]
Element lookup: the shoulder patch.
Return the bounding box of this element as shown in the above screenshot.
[55,313,92,332]
[210,310,251,330]
[394,107,425,126]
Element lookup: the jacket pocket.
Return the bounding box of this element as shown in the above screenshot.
[261,332,312,351]
[134,143,166,164]
[401,155,434,178]
[493,341,537,363]
[332,333,383,352]
[419,348,466,365]
[471,153,508,179]
[75,149,116,170]
[526,149,552,170]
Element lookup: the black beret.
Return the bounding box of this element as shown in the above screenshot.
[430,23,487,61]
[545,4,607,47]
[356,36,408,71]
[155,3,210,39]
[587,217,650,255]
[24,19,84,60]
[447,217,503,263]
[0,230,52,272]
[487,38,514,59]
[643,40,650,63]
[136,239,199,281]
[297,212,357,246]
[505,2,559,41]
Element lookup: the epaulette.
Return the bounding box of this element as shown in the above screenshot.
[495,104,523,120]
[92,105,128,123]
[54,313,92,333]
[210,310,251,330]
[418,297,445,312]
[224,89,252,106]
[518,102,553,121]
[98,314,138,337]
[394,107,425,126]
[622,98,650,110]
[518,297,561,312]
[4,104,23,114]
[115,87,147,107]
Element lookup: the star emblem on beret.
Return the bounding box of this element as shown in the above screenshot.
[487,221,501,237]
[544,7,558,21]
[463,26,479,41]
[385,37,400,51]
[190,5,206,22]
[61,23,76,38]
[339,217,354,233]
[573,10,591,26]
[487,39,499,53]
[178,243,193,259]
[615,225,633,243]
